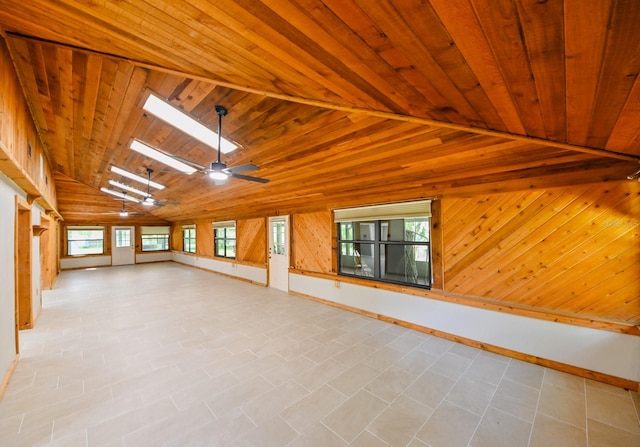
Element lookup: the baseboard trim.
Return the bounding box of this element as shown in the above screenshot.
[291,290,640,392]
[0,354,19,402]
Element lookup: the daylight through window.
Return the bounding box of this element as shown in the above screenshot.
[335,201,432,288]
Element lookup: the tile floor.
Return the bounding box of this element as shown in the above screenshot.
[0,262,639,447]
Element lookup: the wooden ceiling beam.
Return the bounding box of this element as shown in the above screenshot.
[5,31,639,165]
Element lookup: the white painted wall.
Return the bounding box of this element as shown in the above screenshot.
[0,173,23,380]
[289,273,640,383]
[136,252,172,263]
[172,251,267,285]
[60,256,111,270]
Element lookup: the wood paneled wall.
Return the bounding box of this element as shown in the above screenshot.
[0,38,57,212]
[293,211,333,273]
[442,182,640,324]
[290,182,639,326]
[237,218,266,265]
[195,222,214,258]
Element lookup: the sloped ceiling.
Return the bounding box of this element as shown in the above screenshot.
[0,0,639,222]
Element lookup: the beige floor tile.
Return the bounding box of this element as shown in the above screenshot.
[538,381,586,428]
[280,385,347,433]
[470,407,532,447]
[529,413,586,447]
[394,349,438,377]
[417,336,455,356]
[445,376,496,416]
[463,355,508,386]
[367,395,433,447]
[587,418,640,447]
[416,400,480,447]
[227,415,298,447]
[86,398,178,446]
[428,352,473,381]
[586,386,640,434]
[322,390,388,442]
[365,366,417,403]
[543,369,585,394]
[242,380,309,425]
[349,430,391,447]
[294,359,348,392]
[386,332,427,354]
[490,378,540,423]
[362,346,406,372]
[122,402,215,447]
[504,360,545,389]
[328,363,380,396]
[449,342,481,360]
[403,370,455,408]
[287,423,346,447]
[586,379,632,397]
[331,343,379,368]
[2,264,637,447]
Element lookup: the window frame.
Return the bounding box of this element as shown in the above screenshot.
[66,227,105,256]
[214,221,236,259]
[140,226,170,252]
[182,225,196,253]
[335,201,432,289]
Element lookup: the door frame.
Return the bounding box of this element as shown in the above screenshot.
[15,197,32,341]
[268,215,290,291]
[111,226,136,266]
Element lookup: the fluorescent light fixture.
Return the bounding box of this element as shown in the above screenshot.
[143,94,238,154]
[110,166,165,190]
[108,180,148,198]
[100,187,140,203]
[130,140,197,174]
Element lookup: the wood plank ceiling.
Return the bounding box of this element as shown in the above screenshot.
[0,0,639,223]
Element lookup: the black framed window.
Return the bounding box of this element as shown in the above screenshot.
[337,217,431,288]
[183,226,196,253]
[214,222,236,259]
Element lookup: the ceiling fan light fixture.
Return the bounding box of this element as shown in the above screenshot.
[142,196,155,206]
[143,94,238,154]
[119,210,129,217]
[209,171,228,180]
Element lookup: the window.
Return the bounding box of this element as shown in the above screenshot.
[214,221,236,258]
[67,227,104,256]
[141,226,170,251]
[183,225,196,253]
[114,228,131,248]
[335,201,432,288]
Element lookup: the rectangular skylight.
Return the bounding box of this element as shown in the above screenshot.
[100,187,140,202]
[130,140,197,174]
[143,93,238,154]
[108,180,148,198]
[110,166,165,189]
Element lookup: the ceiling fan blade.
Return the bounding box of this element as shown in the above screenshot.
[230,173,270,183]
[226,163,259,173]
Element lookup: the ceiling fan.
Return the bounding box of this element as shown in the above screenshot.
[102,192,144,217]
[165,105,269,185]
[142,168,180,207]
